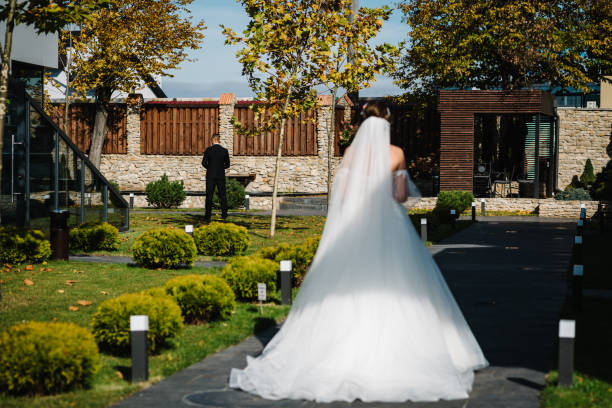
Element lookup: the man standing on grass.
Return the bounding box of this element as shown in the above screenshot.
[202,134,230,221]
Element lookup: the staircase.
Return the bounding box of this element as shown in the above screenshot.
[279,196,328,212]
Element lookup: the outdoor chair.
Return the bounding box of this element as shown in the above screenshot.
[492,166,516,198]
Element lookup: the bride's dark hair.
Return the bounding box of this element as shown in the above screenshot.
[362,100,391,121]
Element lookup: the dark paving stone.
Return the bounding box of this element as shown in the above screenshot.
[112,218,573,408]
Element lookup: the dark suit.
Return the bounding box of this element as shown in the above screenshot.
[202,143,230,219]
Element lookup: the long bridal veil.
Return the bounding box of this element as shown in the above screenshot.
[230,117,488,403]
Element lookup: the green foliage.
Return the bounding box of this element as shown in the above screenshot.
[193,222,249,256]
[91,293,183,355]
[396,0,611,96]
[433,191,474,222]
[145,173,187,209]
[220,256,278,301]
[580,159,596,187]
[164,274,236,323]
[555,188,592,201]
[132,227,196,269]
[213,178,246,209]
[0,226,51,264]
[69,222,120,251]
[257,235,320,285]
[566,175,584,190]
[107,180,125,208]
[0,321,100,395]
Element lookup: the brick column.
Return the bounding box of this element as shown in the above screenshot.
[126,93,143,156]
[317,94,332,158]
[219,93,236,156]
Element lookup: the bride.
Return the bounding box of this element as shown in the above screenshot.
[230,101,488,403]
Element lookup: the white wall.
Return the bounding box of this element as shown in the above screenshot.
[0,20,57,69]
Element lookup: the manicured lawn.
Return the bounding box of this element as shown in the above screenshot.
[541,222,612,408]
[0,261,289,408]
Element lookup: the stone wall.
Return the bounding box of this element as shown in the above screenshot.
[99,93,344,194]
[557,108,612,189]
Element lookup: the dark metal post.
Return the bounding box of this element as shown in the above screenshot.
[600,203,605,234]
[450,209,456,229]
[577,219,583,236]
[280,260,292,305]
[420,218,427,242]
[471,202,476,222]
[50,210,69,260]
[572,265,583,311]
[129,193,134,209]
[245,194,250,211]
[54,131,59,211]
[103,184,108,223]
[573,235,583,265]
[130,315,149,383]
[481,198,485,216]
[558,319,575,387]
[80,159,85,224]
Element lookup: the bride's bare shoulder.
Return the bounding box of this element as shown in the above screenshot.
[389,145,406,170]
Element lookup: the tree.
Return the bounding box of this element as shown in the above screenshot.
[223,0,343,237]
[311,0,398,204]
[395,0,609,96]
[69,0,205,169]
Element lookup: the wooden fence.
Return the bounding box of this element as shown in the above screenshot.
[233,103,318,156]
[140,102,220,155]
[50,103,127,154]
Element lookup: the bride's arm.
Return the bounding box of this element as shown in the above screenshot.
[393,171,409,203]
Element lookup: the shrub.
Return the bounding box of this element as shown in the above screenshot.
[145,173,186,208]
[0,226,51,264]
[0,322,100,395]
[69,222,120,251]
[91,293,183,355]
[580,159,596,187]
[132,228,196,268]
[221,256,278,300]
[193,222,249,256]
[257,235,320,285]
[213,178,246,209]
[433,191,474,222]
[555,188,592,201]
[164,274,235,323]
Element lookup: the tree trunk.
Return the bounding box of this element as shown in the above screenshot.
[270,95,293,237]
[0,0,18,223]
[327,89,338,207]
[89,88,111,169]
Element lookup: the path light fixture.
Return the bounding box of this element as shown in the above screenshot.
[280,260,292,306]
[558,319,576,387]
[130,315,149,383]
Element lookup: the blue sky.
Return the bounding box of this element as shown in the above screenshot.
[163,1,406,98]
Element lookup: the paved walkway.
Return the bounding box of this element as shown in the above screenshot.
[111,218,575,408]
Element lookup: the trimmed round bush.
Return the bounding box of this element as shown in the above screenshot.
[91,293,183,355]
[145,173,186,208]
[433,191,474,222]
[132,228,197,268]
[257,238,320,286]
[69,222,120,251]
[193,222,249,256]
[221,256,278,301]
[0,226,51,264]
[213,178,246,209]
[0,322,100,395]
[165,274,235,323]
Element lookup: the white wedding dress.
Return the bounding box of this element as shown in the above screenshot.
[230,117,488,402]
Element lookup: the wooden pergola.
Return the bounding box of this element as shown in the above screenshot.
[437,90,556,197]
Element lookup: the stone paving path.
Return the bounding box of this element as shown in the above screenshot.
[110,218,575,408]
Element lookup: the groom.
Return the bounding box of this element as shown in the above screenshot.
[202,134,230,221]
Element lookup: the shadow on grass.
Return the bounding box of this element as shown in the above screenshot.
[113,365,132,382]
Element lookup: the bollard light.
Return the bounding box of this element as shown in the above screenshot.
[471,202,476,222]
[129,193,134,209]
[257,283,266,314]
[245,194,250,211]
[574,235,583,265]
[481,198,485,216]
[280,260,292,306]
[450,209,456,229]
[558,319,576,387]
[577,219,584,235]
[572,265,584,311]
[130,315,149,383]
[185,225,194,236]
[420,218,427,243]
[87,192,92,206]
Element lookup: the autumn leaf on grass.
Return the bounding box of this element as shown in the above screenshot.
[57,289,65,294]
[77,300,92,307]
[4,263,11,268]
[0,280,5,284]
[100,290,109,295]
[116,371,123,380]
[68,306,79,311]
[65,280,76,286]
[24,279,34,286]
[25,265,34,271]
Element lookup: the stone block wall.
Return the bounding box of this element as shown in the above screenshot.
[99,93,344,194]
[557,108,612,189]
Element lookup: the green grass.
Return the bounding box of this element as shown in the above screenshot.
[541,224,612,408]
[0,260,289,408]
